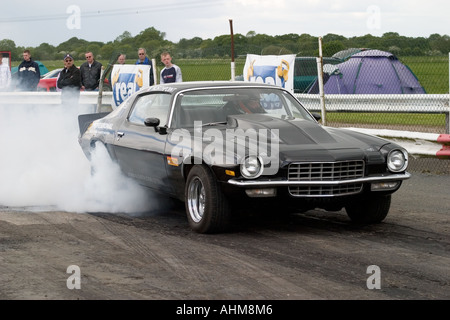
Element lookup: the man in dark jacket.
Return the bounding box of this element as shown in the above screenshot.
[57,54,81,106]
[135,48,154,86]
[80,51,102,91]
[17,50,40,91]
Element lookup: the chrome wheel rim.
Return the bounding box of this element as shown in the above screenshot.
[187,177,205,223]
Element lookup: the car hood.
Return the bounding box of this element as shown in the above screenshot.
[224,114,390,163]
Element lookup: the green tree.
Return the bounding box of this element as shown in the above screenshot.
[56,37,90,58]
[33,42,56,60]
[5,26,450,62]
[87,44,102,58]
[296,34,318,56]
[99,43,117,61]
[323,33,346,42]
[261,45,292,55]
[249,33,273,53]
[135,27,166,46]
[115,31,133,43]
[429,33,450,55]
[204,35,232,57]
[321,41,345,56]
[0,39,19,61]
[348,34,379,50]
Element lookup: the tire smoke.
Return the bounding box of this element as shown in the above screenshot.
[0,102,159,214]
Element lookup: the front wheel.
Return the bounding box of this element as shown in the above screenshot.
[185,165,231,233]
[345,194,391,224]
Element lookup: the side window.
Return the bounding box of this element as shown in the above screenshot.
[128,93,171,125]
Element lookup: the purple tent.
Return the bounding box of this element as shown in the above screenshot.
[308,50,426,94]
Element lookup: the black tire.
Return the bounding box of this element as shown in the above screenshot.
[185,165,231,234]
[345,194,391,224]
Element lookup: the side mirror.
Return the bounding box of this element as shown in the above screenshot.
[144,118,160,132]
[144,118,167,134]
[311,112,321,122]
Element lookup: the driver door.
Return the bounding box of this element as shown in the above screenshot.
[112,92,174,194]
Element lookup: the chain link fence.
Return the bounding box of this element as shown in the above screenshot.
[158,47,449,174]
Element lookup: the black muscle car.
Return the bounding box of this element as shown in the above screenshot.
[78,81,410,233]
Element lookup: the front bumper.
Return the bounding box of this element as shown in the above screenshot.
[228,172,411,187]
[227,172,411,197]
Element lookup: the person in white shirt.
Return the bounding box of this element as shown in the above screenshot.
[0,56,12,91]
[160,52,182,84]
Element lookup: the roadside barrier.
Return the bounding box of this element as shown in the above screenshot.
[437,134,450,159]
[346,128,449,159]
[0,91,113,112]
[295,93,450,134]
[1,91,448,159]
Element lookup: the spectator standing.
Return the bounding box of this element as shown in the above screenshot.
[17,50,40,91]
[160,52,182,84]
[80,51,102,91]
[117,54,126,65]
[135,48,154,86]
[57,54,81,106]
[0,55,11,91]
[109,54,126,85]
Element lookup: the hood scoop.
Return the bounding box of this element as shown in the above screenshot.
[227,114,337,145]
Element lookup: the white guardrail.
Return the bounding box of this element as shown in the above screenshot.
[294,93,449,113]
[295,93,449,133]
[0,91,113,107]
[344,128,450,159]
[0,91,449,158]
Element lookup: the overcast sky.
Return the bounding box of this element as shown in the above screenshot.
[1,0,449,48]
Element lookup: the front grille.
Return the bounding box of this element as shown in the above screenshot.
[288,161,365,197]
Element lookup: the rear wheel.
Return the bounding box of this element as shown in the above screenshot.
[185,165,231,233]
[345,194,391,224]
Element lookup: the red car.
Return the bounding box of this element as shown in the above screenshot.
[37,68,110,92]
[37,68,62,92]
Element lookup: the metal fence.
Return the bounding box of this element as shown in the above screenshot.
[163,54,450,174]
[4,51,450,174]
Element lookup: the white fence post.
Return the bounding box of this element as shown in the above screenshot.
[316,36,326,125]
[448,52,449,133]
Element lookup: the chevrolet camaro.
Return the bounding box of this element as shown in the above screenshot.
[78,81,410,233]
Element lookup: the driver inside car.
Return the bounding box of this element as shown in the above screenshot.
[224,96,266,115]
[239,97,266,114]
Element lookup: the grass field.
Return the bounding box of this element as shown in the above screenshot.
[35,56,447,93]
[30,57,448,129]
[35,58,246,81]
[401,56,449,94]
[326,112,445,127]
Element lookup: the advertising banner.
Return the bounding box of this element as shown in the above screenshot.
[111,64,151,107]
[243,54,296,92]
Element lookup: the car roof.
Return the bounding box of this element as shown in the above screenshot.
[138,81,283,95]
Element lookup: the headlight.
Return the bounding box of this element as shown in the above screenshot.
[387,149,408,172]
[240,155,264,179]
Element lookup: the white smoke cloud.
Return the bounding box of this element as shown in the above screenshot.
[0,101,163,215]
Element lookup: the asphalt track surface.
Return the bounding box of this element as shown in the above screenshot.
[0,171,449,302]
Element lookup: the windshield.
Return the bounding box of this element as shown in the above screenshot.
[172,87,315,127]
